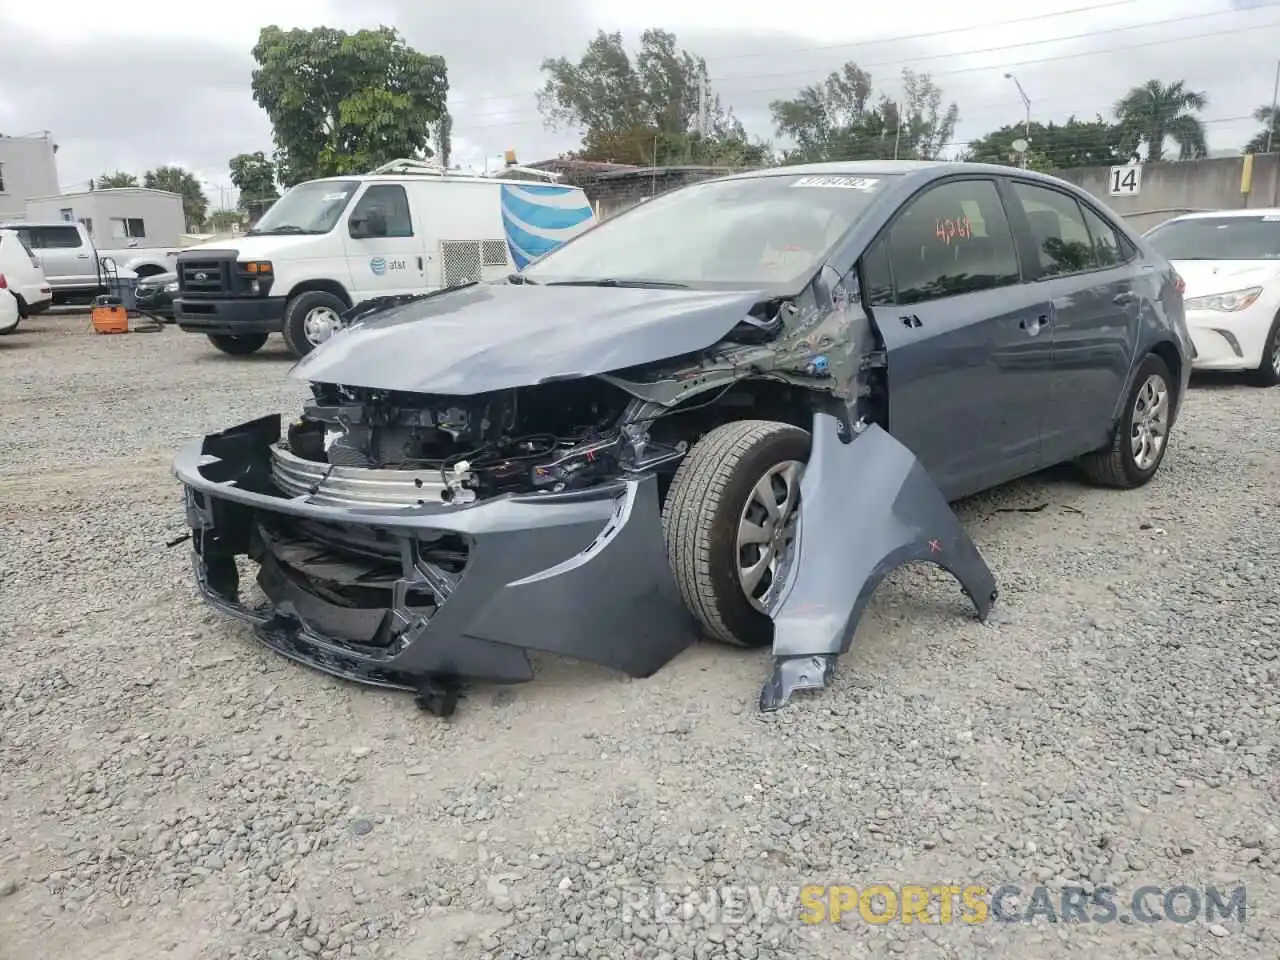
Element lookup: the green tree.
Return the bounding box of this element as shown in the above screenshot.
[1243,104,1280,154]
[228,151,279,220]
[1114,80,1207,162]
[769,64,958,163]
[537,29,771,167]
[964,116,1127,170]
[143,165,209,226]
[95,171,139,188]
[250,25,449,186]
[435,112,453,170]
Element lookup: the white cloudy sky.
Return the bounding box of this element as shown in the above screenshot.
[0,0,1277,207]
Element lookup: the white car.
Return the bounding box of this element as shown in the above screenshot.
[0,227,53,319]
[1144,209,1280,385]
[0,287,19,335]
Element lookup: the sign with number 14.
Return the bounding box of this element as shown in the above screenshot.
[1109,164,1142,197]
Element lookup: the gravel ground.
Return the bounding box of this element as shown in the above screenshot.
[1,312,1278,960]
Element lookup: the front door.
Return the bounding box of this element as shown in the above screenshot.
[1003,180,1140,461]
[861,177,1054,501]
[343,183,427,299]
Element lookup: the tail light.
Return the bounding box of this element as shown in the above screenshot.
[0,273,7,289]
[1173,272,1185,296]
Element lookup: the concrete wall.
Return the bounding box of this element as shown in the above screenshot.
[24,188,186,250]
[0,134,60,220]
[1053,154,1280,233]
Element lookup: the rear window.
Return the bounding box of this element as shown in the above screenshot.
[1145,216,1280,260]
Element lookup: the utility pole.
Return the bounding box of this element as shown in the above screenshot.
[1004,72,1032,167]
[1267,59,1280,154]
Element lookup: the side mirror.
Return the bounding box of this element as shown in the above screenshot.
[350,210,388,238]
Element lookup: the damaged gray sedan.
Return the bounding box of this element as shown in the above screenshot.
[173,161,1192,715]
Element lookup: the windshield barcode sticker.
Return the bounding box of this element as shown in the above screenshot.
[323,192,350,201]
[792,176,880,191]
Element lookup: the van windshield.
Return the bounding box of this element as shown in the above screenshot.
[519,172,897,289]
[248,180,359,235]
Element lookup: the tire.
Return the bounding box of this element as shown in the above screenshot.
[662,420,810,648]
[1077,353,1175,489]
[282,291,347,358]
[1251,314,1280,387]
[207,333,268,355]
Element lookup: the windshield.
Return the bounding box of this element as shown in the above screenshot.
[1145,216,1280,260]
[520,172,898,288]
[249,180,359,235]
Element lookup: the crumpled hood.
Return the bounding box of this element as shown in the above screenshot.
[1171,259,1280,297]
[291,282,767,395]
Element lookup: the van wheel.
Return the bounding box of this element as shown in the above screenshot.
[207,333,268,355]
[282,291,347,358]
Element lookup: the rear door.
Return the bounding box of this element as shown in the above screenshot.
[861,176,1053,500]
[342,183,428,299]
[1002,179,1140,460]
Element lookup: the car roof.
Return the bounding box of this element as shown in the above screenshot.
[1161,208,1280,221]
[714,159,1081,186]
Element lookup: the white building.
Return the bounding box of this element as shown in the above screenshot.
[0,133,60,220]
[24,187,186,251]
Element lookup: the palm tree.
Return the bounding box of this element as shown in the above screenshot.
[1114,80,1208,162]
[1244,105,1279,154]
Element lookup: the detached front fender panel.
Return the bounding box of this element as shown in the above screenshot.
[762,414,998,711]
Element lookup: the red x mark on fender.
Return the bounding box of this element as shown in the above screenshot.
[928,539,942,553]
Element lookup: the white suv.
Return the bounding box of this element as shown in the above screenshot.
[0,228,53,318]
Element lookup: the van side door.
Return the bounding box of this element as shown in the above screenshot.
[343,184,428,298]
[860,176,1054,500]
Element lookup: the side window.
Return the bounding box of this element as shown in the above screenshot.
[349,184,413,238]
[1079,203,1126,269]
[886,179,1021,305]
[29,226,81,248]
[860,235,895,306]
[1010,182,1096,277]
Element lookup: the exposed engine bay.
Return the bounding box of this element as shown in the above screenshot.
[275,379,691,507]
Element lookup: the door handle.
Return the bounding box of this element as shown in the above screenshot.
[417,256,424,271]
[76,253,90,259]
[900,314,922,329]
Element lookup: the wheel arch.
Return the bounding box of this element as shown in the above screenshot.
[286,278,352,307]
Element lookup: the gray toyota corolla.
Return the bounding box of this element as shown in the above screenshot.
[173,160,1192,715]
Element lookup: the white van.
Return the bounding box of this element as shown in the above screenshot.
[173,160,597,357]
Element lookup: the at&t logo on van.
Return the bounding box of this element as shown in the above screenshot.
[369,257,387,276]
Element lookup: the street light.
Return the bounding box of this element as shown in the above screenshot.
[1004,71,1032,168]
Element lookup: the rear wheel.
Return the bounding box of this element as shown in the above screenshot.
[1078,353,1174,489]
[207,333,268,355]
[662,420,810,648]
[282,291,347,358]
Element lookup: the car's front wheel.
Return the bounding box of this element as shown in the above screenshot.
[662,420,810,648]
[1252,313,1280,387]
[1078,352,1175,488]
[207,333,268,355]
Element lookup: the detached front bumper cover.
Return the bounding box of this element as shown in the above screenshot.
[174,413,997,715]
[176,414,701,706]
